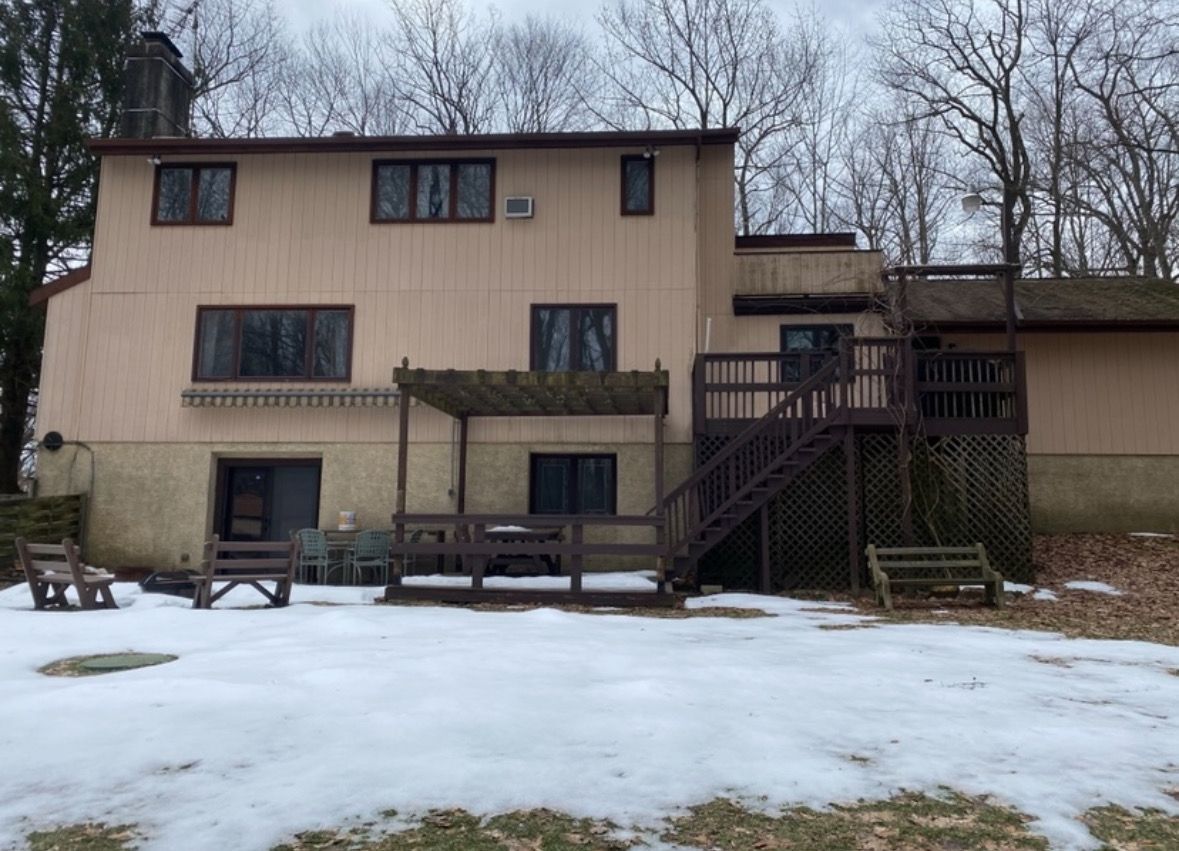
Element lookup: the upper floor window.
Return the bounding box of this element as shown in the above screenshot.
[372,159,495,223]
[154,164,235,225]
[531,305,617,372]
[621,155,654,215]
[194,306,353,381]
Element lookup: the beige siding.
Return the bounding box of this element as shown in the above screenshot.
[39,145,715,446]
[734,249,883,296]
[944,331,1179,455]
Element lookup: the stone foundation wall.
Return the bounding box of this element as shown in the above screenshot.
[1028,455,1179,534]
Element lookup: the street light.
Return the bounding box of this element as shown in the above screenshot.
[961,189,1018,352]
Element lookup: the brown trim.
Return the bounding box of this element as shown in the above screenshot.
[733,293,875,316]
[370,158,496,224]
[620,154,654,216]
[528,453,618,516]
[736,233,857,250]
[922,320,1179,333]
[151,162,237,226]
[191,304,355,383]
[29,264,91,307]
[91,127,741,157]
[529,303,619,371]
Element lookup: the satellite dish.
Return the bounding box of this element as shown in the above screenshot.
[42,431,65,452]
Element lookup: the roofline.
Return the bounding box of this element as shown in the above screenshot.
[89,127,741,157]
[922,319,1179,333]
[29,264,91,307]
[736,233,858,250]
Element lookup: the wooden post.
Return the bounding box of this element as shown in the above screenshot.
[393,358,411,584]
[571,523,583,593]
[844,426,861,595]
[471,523,486,590]
[758,502,771,594]
[653,379,667,591]
[456,415,469,514]
[897,342,915,546]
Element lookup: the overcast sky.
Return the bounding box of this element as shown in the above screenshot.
[279,0,886,36]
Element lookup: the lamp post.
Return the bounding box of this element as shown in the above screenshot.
[962,188,1019,352]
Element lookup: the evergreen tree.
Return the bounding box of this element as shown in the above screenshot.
[0,0,136,492]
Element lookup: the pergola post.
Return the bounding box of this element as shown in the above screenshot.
[456,415,469,514]
[653,373,667,593]
[392,359,411,586]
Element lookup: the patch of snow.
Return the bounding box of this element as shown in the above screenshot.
[1064,581,1124,596]
[1005,581,1035,594]
[1129,532,1175,539]
[0,580,1177,851]
[1033,589,1060,602]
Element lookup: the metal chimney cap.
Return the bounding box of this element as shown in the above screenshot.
[140,31,184,60]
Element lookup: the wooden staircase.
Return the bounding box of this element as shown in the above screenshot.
[657,359,845,584]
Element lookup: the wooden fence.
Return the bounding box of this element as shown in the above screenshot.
[0,494,87,572]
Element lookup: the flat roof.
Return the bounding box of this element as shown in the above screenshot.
[89,127,741,157]
[900,277,1179,329]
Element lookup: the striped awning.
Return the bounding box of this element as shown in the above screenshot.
[180,387,401,408]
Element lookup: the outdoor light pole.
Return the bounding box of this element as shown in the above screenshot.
[962,187,1019,352]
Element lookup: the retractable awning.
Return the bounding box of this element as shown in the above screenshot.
[180,387,401,408]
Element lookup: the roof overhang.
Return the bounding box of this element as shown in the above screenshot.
[733,293,876,316]
[394,367,669,418]
[922,320,1179,333]
[89,127,741,157]
[29,265,91,307]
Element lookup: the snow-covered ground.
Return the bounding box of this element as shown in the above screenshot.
[1064,580,1124,596]
[1,578,1177,851]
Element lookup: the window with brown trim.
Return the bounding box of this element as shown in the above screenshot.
[193,306,353,382]
[153,163,236,225]
[530,454,617,515]
[531,304,617,372]
[371,159,495,222]
[621,155,654,215]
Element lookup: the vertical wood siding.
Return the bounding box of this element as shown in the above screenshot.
[40,145,709,445]
[945,331,1179,455]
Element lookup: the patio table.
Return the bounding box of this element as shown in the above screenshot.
[485,526,564,576]
[325,528,450,577]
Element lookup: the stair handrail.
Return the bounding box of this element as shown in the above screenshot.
[659,358,844,554]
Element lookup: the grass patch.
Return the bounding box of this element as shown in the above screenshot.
[1084,804,1179,849]
[26,823,138,850]
[272,808,633,851]
[663,792,1047,851]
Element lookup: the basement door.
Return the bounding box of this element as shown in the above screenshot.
[215,459,322,542]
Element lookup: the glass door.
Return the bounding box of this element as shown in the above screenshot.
[217,460,321,542]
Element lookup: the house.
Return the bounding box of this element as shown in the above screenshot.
[29,34,1035,600]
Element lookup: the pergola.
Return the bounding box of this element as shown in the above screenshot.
[387,359,672,604]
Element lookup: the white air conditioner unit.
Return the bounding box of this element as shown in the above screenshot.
[504,196,534,218]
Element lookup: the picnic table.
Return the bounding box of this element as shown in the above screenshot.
[485,525,564,577]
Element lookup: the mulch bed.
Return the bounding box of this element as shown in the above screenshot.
[851,534,1179,646]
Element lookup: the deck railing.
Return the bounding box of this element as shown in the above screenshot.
[694,338,1026,436]
[387,513,666,591]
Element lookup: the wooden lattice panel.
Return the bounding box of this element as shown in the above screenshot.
[692,432,1032,592]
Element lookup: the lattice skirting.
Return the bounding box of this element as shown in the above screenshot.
[695,433,1033,592]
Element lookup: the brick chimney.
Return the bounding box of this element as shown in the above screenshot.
[119,32,195,139]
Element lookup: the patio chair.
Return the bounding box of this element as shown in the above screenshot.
[15,537,118,610]
[294,529,331,584]
[352,529,391,585]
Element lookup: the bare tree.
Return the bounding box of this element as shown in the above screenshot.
[388,0,498,134]
[145,0,291,138]
[1068,2,1179,279]
[280,12,402,137]
[877,0,1033,265]
[495,16,597,133]
[596,0,816,234]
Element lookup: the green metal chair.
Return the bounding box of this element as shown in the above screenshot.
[352,529,391,585]
[294,529,332,584]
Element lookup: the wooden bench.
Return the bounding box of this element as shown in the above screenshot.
[192,536,299,609]
[866,543,1004,611]
[15,537,118,610]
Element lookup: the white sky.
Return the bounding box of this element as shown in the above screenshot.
[279,0,886,36]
